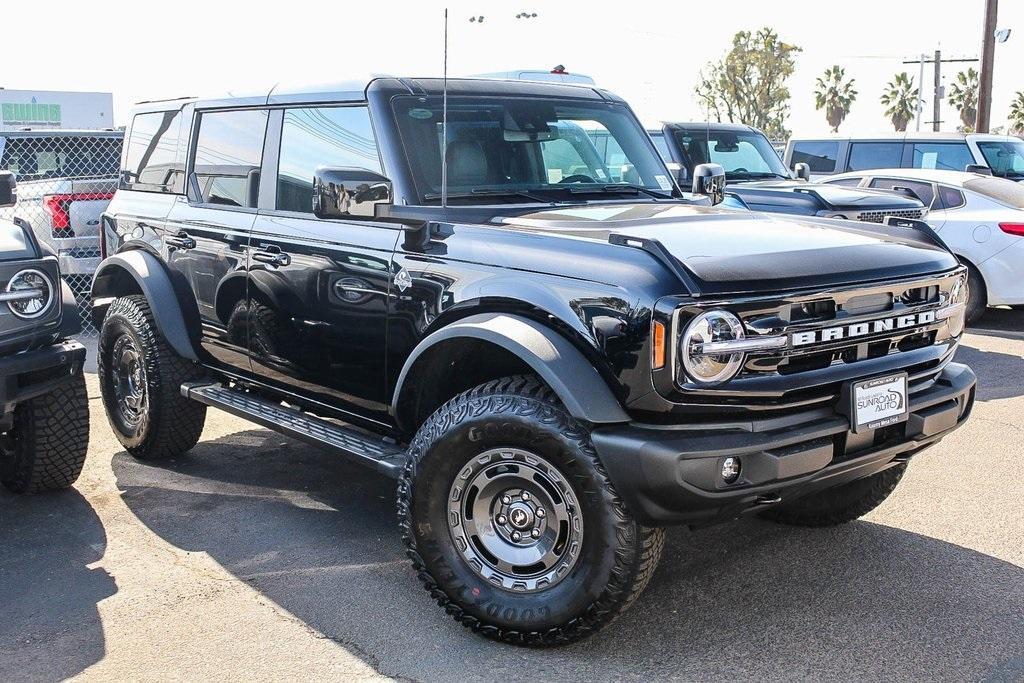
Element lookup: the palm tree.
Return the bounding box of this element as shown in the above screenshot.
[1009,91,1024,135]
[947,68,979,131]
[814,65,857,132]
[880,72,919,132]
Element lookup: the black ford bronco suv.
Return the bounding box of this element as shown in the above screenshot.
[94,78,976,645]
[650,122,929,223]
[0,171,89,494]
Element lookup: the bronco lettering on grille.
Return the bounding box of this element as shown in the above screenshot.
[791,310,936,347]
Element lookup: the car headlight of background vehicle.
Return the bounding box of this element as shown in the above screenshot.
[680,310,747,384]
[3,269,54,319]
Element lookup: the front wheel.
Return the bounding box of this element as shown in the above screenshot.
[398,375,664,646]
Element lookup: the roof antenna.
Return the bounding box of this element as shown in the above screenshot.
[441,7,449,208]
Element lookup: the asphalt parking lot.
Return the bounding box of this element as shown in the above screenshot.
[1,310,1022,682]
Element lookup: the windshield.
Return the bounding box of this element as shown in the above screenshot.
[392,96,676,203]
[976,139,1024,179]
[671,127,789,181]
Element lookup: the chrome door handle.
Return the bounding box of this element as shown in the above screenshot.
[165,231,196,250]
[251,247,290,267]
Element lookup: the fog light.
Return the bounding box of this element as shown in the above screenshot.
[721,457,741,484]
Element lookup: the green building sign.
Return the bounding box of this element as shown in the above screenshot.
[2,100,62,125]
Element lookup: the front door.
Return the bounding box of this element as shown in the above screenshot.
[164,106,269,374]
[246,104,395,427]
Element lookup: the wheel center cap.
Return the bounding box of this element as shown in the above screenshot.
[507,503,534,530]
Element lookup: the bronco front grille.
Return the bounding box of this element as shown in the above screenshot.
[855,208,925,223]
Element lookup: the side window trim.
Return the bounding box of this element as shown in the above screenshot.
[186,106,271,213]
[259,109,284,211]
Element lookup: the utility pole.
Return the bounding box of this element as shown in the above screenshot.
[916,54,925,132]
[976,0,999,133]
[903,52,979,131]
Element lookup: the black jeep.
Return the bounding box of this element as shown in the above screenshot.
[650,122,929,222]
[93,78,976,645]
[0,171,89,494]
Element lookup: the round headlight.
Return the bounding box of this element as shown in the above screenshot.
[6,269,54,319]
[680,309,746,385]
[945,276,967,337]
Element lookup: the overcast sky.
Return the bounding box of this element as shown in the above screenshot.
[6,0,1022,135]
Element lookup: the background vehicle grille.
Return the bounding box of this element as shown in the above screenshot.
[855,208,925,223]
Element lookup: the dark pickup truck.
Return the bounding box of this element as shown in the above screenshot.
[650,122,929,222]
[0,171,88,494]
[94,78,975,645]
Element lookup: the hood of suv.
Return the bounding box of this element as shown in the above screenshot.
[729,180,924,211]
[502,203,957,295]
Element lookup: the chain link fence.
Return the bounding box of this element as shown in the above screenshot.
[0,130,123,337]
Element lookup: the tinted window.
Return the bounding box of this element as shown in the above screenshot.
[938,185,965,210]
[824,177,863,187]
[193,109,268,208]
[673,128,788,179]
[276,106,381,213]
[791,141,839,173]
[848,143,903,171]
[911,143,974,172]
[0,135,121,181]
[649,132,671,160]
[869,178,935,207]
[123,110,184,193]
[963,176,1024,208]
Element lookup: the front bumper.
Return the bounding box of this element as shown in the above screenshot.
[0,339,86,420]
[591,363,976,526]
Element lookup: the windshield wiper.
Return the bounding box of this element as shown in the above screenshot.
[729,172,789,181]
[566,184,673,199]
[423,188,556,204]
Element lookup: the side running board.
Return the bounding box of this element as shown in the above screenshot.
[181,382,408,478]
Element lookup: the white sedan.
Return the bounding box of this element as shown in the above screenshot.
[822,168,1024,322]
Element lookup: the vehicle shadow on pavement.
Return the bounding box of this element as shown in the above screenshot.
[0,488,116,682]
[113,431,1024,682]
[953,342,1024,403]
[969,307,1024,342]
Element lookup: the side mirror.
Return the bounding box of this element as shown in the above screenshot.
[964,164,993,176]
[313,167,392,219]
[0,171,16,208]
[793,162,811,181]
[691,163,726,206]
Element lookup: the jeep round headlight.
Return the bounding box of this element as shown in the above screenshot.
[680,310,746,384]
[5,269,54,319]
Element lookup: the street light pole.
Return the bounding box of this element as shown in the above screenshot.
[916,53,925,132]
[976,0,999,133]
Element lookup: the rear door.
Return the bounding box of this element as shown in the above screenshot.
[164,106,269,374]
[247,104,397,427]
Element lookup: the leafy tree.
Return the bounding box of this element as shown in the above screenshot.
[880,72,919,132]
[1009,91,1024,135]
[814,65,857,132]
[695,27,801,140]
[948,67,979,132]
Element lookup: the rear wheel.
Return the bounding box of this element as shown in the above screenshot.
[964,262,987,325]
[0,373,89,493]
[760,463,907,527]
[398,375,664,646]
[98,295,206,460]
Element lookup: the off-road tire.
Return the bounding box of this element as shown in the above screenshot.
[760,463,907,527]
[98,295,206,460]
[1,373,89,493]
[964,262,987,325]
[397,375,664,646]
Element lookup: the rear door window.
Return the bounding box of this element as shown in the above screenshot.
[869,177,936,207]
[848,142,904,172]
[790,141,839,173]
[910,142,974,172]
[938,185,966,210]
[193,109,269,208]
[123,110,185,193]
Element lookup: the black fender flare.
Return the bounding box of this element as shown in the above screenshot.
[91,250,199,361]
[58,279,82,337]
[393,312,630,429]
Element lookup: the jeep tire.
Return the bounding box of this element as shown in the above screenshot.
[761,463,907,527]
[1,373,89,493]
[398,375,664,646]
[98,295,206,460]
